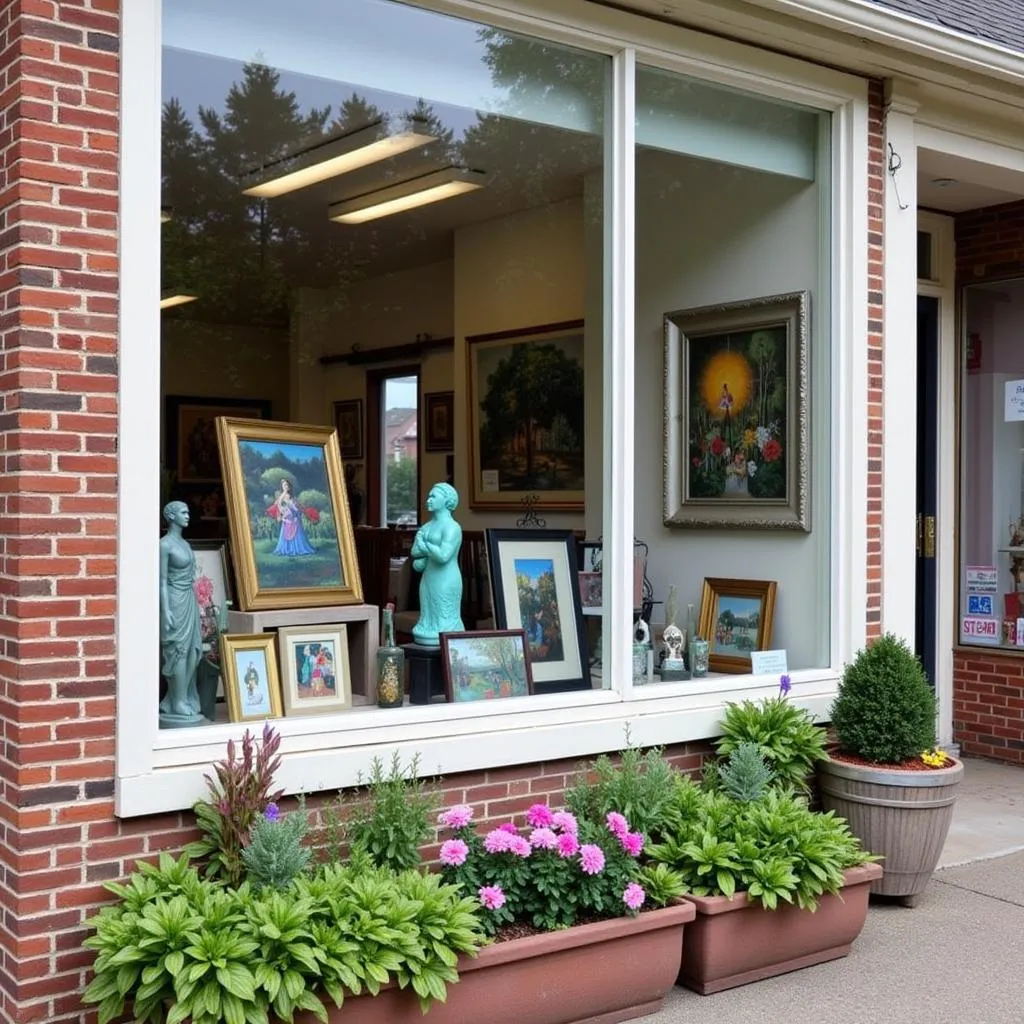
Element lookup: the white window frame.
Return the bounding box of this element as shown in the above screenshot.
[116,0,868,816]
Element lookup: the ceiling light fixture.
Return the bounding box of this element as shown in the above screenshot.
[160,292,198,310]
[930,177,958,188]
[328,167,486,225]
[242,120,437,199]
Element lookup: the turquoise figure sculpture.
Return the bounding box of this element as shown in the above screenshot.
[159,501,208,729]
[411,482,464,646]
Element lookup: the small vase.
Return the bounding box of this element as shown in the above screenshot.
[376,606,405,708]
[689,638,710,678]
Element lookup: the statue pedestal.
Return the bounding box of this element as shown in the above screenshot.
[402,643,446,705]
[159,710,208,729]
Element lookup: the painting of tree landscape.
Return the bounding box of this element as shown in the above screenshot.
[513,558,564,664]
[468,323,585,510]
[442,631,532,702]
[688,323,788,502]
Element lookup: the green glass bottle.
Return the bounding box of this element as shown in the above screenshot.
[376,604,405,708]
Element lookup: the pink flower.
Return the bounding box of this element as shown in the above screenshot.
[484,829,512,853]
[556,832,580,858]
[579,844,606,875]
[620,831,644,857]
[526,803,554,828]
[605,811,629,838]
[439,839,469,867]
[194,574,214,608]
[623,883,646,911]
[551,811,578,834]
[498,822,520,835]
[439,804,473,829]
[529,827,558,850]
[508,835,532,858]
[478,885,506,910]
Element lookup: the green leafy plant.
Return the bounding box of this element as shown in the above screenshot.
[83,854,486,1024]
[340,751,439,872]
[715,694,828,794]
[648,786,874,911]
[831,633,937,764]
[636,862,687,907]
[565,743,682,843]
[717,742,774,803]
[241,799,311,891]
[186,723,284,886]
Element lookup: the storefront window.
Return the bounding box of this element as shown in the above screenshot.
[634,65,833,672]
[959,278,1024,649]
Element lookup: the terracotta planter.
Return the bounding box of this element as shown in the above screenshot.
[296,902,695,1024]
[817,755,963,903]
[677,862,882,995]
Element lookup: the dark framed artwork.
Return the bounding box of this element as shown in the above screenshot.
[484,528,588,692]
[333,399,364,460]
[663,292,809,530]
[467,320,584,510]
[164,394,272,484]
[440,629,533,702]
[696,577,778,674]
[424,391,455,452]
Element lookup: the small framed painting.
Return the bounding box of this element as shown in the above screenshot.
[333,399,364,460]
[696,577,778,674]
[440,629,533,702]
[221,633,283,722]
[191,540,234,645]
[577,571,602,609]
[424,391,455,452]
[484,528,588,692]
[276,625,352,716]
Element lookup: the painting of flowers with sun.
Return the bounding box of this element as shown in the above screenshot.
[663,292,810,531]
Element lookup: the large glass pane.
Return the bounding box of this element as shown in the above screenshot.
[160,0,610,704]
[634,65,833,674]
[959,279,1024,649]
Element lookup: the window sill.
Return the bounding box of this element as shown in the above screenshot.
[954,643,1024,657]
[117,669,839,817]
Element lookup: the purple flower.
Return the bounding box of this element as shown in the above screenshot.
[605,811,629,838]
[526,803,554,828]
[498,822,520,835]
[484,829,512,854]
[551,811,578,834]
[438,804,473,829]
[263,803,280,823]
[439,839,469,867]
[579,844,606,875]
[556,832,580,858]
[508,835,532,858]
[620,831,644,857]
[779,673,792,695]
[623,883,646,911]
[478,885,506,910]
[529,827,559,850]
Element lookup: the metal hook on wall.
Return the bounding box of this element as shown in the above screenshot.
[887,142,909,211]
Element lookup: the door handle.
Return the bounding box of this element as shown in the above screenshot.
[924,515,936,559]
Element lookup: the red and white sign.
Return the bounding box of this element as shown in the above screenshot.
[961,616,999,641]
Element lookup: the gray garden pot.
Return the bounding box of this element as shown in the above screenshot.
[817,755,963,905]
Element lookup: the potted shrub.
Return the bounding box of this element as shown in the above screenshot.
[817,633,963,906]
[650,744,880,994]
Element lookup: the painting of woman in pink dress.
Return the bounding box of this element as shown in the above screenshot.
[267,479,317,557]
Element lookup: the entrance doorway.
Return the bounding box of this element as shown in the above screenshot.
[915,295,940,685]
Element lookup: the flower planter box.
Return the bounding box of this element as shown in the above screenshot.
[677,862,883,995]
[297,902,696,1024]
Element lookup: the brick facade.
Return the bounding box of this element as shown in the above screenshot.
[0,4,892,1023]
[951,201,1024,764]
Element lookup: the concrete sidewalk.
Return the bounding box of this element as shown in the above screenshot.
[648,757,1024,1024]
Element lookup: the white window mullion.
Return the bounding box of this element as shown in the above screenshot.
[604,47,637,699]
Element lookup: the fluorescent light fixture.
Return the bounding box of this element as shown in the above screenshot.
[329,168,486,225]
[160,292,197,310]
[242,121,437,199]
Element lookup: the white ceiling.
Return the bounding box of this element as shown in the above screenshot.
[918,148,1024,213]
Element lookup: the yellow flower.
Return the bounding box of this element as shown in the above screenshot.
[920,748,947,768]
[743,428,757,450]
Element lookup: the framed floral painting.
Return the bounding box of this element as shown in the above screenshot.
[663,292,809,530]
[216,418,363,610]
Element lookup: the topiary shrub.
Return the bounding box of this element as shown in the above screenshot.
[831,633,936,764]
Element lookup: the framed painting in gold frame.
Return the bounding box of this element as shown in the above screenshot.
[216,417,363,611]
[221,633,284,722]
[697,577,778,674]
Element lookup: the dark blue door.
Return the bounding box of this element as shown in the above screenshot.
[915,296,939,686]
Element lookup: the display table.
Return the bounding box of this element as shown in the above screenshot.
[402,643,447,705]
[227,604,379,698]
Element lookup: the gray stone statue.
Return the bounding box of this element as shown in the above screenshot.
[159,501,207,728]
[411,482,464,646]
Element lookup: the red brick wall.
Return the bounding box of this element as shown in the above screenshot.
[952,201,1024,764]
[866,80,885,640]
